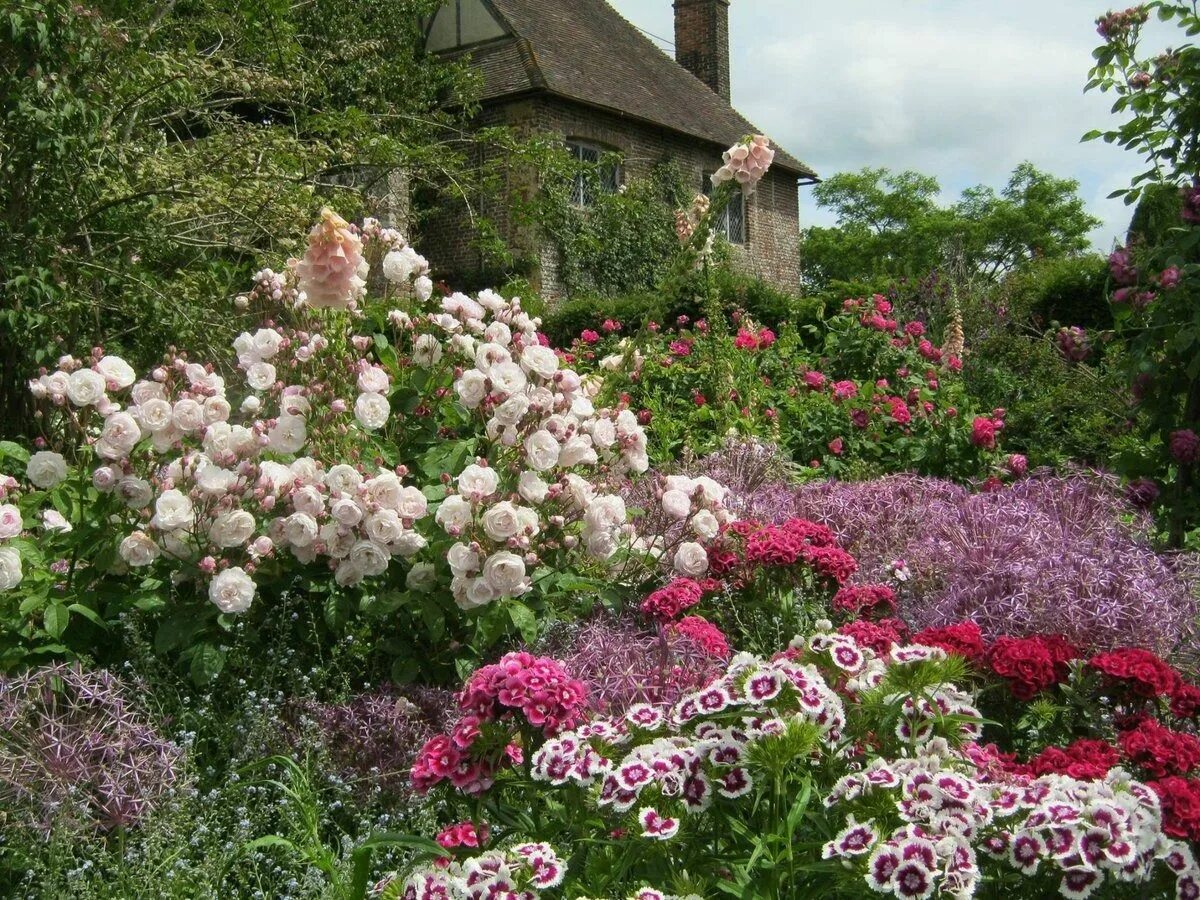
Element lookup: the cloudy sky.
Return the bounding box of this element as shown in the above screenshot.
[607,0,1171,249]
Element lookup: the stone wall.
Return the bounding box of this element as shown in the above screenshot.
[416,93,802,297]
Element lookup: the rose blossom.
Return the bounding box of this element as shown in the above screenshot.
[66,368,106,407]
[482,551,529,597]
[674,541,709,577]
[0,504,23,539]
[26,451,68,489]
[523,431,561,472]
[119,530,160,567]
[436,495,474,532]
[0,546,22,591]
[354,392,390,431]
[457,464,499,499]
[209,566,256,613]
[482,501,524,541]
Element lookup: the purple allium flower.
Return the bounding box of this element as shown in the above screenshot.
[292,685,454,795]
[1126,477,1160,509]
[1170,429,1200,466]
[0,664,181,834]
[542,616,721,714]
[786,472,1199,657]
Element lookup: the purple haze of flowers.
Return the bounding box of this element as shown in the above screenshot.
[0,664,181,834]
[294,685,455,795]
[547,617,721,715]
[740,466,1199,658]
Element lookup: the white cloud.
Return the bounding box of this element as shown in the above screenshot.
[607,0,1175,248]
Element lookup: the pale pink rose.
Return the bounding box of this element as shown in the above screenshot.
[0,504,22,539]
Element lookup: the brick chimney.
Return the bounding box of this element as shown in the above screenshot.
[674,0,731,101]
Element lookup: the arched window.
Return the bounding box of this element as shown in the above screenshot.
[566,140,621,208]
[425,0,506,53]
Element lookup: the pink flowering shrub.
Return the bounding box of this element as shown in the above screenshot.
[581,292,1006,480]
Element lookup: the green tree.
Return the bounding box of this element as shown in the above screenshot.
[0,0,479,435]
[800,163,1099,289]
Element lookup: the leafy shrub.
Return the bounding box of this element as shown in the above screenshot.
[579,293,1005,478]
[997,255,1112,331]
[537,268,825,348]
[961,327,1129,467]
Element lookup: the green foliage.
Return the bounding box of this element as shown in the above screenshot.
[580,300,1006,479]
[801,163,1100,290]
[961,328,1129,468]
[1086,1,1200,544]
[997,254,1113,330]
[945,256,1126,468]
[538,268,826,348]
[0,0,476,437]
[519,149,688,297]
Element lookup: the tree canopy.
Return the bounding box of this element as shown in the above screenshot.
[0,0,479,431]
[800,163,1101,289]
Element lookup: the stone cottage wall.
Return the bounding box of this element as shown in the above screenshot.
[417,94,802,297]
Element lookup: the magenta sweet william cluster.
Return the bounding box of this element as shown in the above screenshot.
[671,615,731,659]
[411,652,588,795]
[640,578,705,622]
[459,651,588,733]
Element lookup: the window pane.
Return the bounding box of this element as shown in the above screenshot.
[728,192,745,244]
[459,0,505,44]
[601,163,619,194]
[426,4,457,52]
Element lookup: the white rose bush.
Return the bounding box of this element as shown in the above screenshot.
[0,206,712,684]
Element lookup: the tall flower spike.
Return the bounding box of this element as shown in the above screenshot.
[291,208,367,310]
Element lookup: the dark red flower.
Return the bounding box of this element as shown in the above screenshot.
[988,635,1075,700]
[832,584,897,618]
[912,622,986,661]
[1088,648,1180,698]
[1028,739,1120,781]
[1119,718,1200,778]
[1151,777,1200,841]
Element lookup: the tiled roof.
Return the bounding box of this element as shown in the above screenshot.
[459,0,816,179]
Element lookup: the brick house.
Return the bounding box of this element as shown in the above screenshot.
[418,0,817,296]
